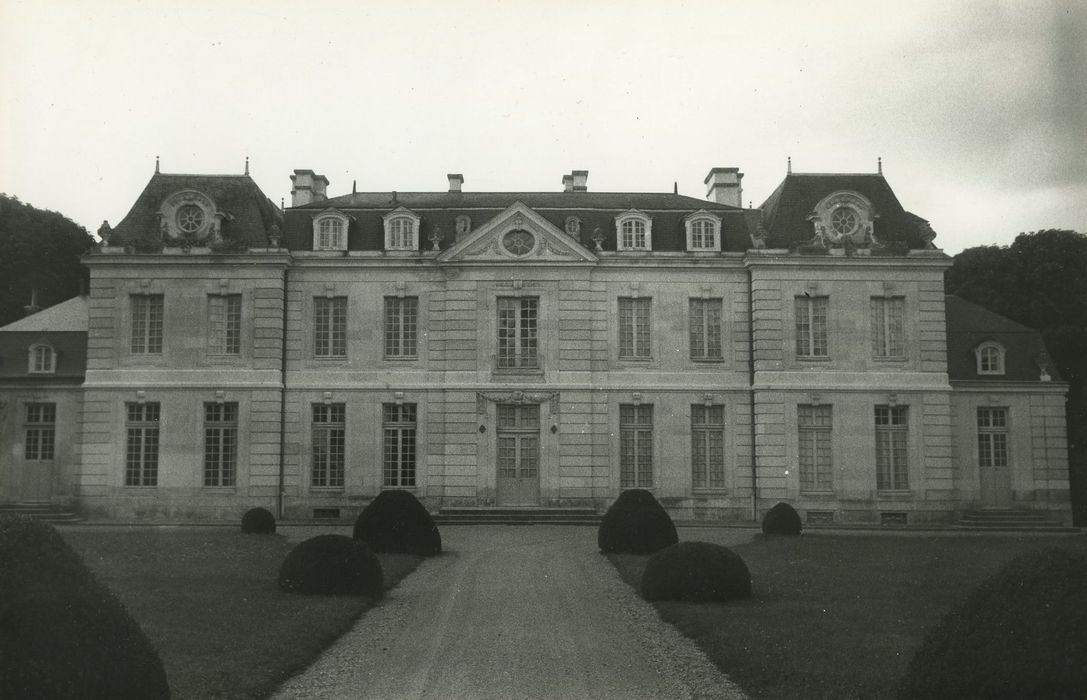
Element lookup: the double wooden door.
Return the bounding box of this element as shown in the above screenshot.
[496,404,540,506]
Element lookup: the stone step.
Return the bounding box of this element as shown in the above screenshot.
[956,509,1070,531]
[0,504,84,523]
[435,507,601,525]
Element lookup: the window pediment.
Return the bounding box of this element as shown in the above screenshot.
[809,191,877,247]
[312,209,350,251]
[615,210,652,251]
[683,211,722,252]
[383,207,421,251]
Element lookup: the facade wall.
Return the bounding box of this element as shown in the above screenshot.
[0,386,82,504]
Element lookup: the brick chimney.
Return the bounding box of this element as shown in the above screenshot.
[448,173,464,192]
[290,169,330,207]
[704,167,744,207]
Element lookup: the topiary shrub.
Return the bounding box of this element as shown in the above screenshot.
[899,547,1087,700]
[278,534,384,597]
[641,541,752,602]
[597,489,679,554]
[352,489,441,556]
[0,516,170,699]
[241,506,276,534]
[761,501,802,535]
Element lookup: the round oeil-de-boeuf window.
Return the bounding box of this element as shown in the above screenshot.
[830,207,859,237]
[176,204,205,233]
[502,229,535,256]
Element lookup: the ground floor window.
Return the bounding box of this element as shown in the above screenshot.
[383,403,417,487]
[977,407,1009,468]
[620,404,653,488]
[24,402,56,461]
[691,404,725,489]
[875,405,909,490]
[125,402,160,486]
[312,403,345,488]
[798,404,833,492]
[204,402,238,487]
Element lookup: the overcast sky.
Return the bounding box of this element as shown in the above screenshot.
[2,0,1084,254]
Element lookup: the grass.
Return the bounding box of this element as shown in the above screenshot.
[61,527,423,700]
[609,533,1087,700]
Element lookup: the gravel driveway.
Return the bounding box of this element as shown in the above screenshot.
[272,525,748,700]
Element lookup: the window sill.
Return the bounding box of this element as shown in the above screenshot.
[313,356,348,362]
[617,356,653,363]
[876,490,914,500]
[493,367,543,376]
[690,357,725,363]
[381,484,417,491]
[796,356,832,362]
[692,488,728,495]
[309,486,345,493]
[384,356,419,362]
[799,490,837,498]
[202,486,237,492]
[873,356,908,363]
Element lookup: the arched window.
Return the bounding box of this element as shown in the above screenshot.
[312,212,348,251]
[615,211,652,251]
[28,343,56,374]
[684,212,722,251]
[383,208,421,251]
[975,341,1006,375]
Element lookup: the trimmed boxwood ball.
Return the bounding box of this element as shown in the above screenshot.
[761,501,802,535]
[278,534,384,597]
[0,516,170,700]
[641,541,752,602]
[899,547,1087,700]
[241,506,276,534]
[597,489,679,554]
[352,489,441,556]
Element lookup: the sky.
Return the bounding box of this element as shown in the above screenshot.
[1,0,1085,254]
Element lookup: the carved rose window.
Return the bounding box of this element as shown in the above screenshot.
[176,204,205,234]
[830,207,859,237]
[502,230,535,256]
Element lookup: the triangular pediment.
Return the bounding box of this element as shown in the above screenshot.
[437,202,597,263]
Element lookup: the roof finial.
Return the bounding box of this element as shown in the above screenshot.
[155,155,160,174]
[877,156,883,175]
[245,156,249,176]
[673,181,678,195]
[280,197,285,211]
[787,156,792,174]
[352,180,357,195]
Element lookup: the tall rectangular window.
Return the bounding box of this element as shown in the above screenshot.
[208,294,242,355]
[618,297,651,359]
[383,403,417,487]
[497,297,538,369]
[204,402,238,487]
[871,297,905,358]
[311,404,346,488]
[798,405,833,492]
[691,404,725,489]
[125,402,160,486]
[131,294,164,354]
[795,295,828,358]
[620,404,654,488]
[689,298,723,360]
[384,297,418,358]
[977,407,1009,468]
[314,297,347,357]
[875,405,909,490]
[24,403,56,461]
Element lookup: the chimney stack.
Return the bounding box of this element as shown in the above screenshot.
[570,170,588,192]
[704,167,744,208]
[447,173,464,192]
[289,169,330,207]
[562,174,574,192]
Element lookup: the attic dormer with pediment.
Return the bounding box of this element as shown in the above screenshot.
[311,208,351,251]
[383,207,421,252]
[438,202,597,264]
[808,191,878,248]
[683,210,722,252]
[615,210,653,252]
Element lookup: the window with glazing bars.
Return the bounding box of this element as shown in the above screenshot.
[497,297,538,369]
[621,219,647,249]
[691,404,725,489]
[125,402,160,486]
[24,402,56,461]
[318,218,344,249]
[977,407,1009,468]
[383,403,417,487]
[312,403,345,488]
[875,405,909,490]
[31,345,55,373]
[689,298,723,360]
[690,219,716,249]
[384,297,418,358]
[619,297,651,359]
[620,404,653,488]
[388,218,415,249]
[497,404,539,478]
[204,402,238,487]
[314,297,347,357]
[795,295,828,357]
[131,294,164,354]
[208,294,242,355]
[798,404,833,492]
[871,296,905,358]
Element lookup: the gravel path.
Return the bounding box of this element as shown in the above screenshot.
[272,526,749,700]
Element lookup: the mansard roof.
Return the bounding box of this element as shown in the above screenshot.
[945,295,1063,382]
[108,173,283,249]
[283,191,756,253]
[759,173,931,249]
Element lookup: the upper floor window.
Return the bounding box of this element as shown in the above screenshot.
[384,297,418,359]
[28,343,56,374]
[871,297,905,359]
[615,211,652,251]
[384,208,421,251]
[619,297,652,359]
[975,342,1005,375]
[685,212,722,252]
[208,294,242,355]
[131,294,164,355]
[689,298,723,360]
[314,297,347,358]
[497,297,539,370]
[795,295,828,358]
[314,215,347,251]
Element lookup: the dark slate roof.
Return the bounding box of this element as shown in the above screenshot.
[945,295,1062,382]
[0,296,87,381]
[109,173,283,248]
[758,173,929,249]
[283,191,754,253]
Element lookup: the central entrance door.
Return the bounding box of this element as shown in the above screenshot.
[496,404,540,506]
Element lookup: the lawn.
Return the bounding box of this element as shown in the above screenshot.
[610,532,1087,700]
[60,527,423,700]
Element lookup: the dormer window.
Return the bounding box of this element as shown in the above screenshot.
[565,216,581,237]
[312,211,349,251]
[684,212,722,252]
[616,211,652,251]
[383,208,421,251]
[810,191,876,247]
[455,215,472,237]
[29,342,56,374]
[975,341,1006,375]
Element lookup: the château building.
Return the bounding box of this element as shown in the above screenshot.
[0,161,1072,525]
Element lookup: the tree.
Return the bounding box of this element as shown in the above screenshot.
[946,230,1087,525]
[0,194,95,327]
